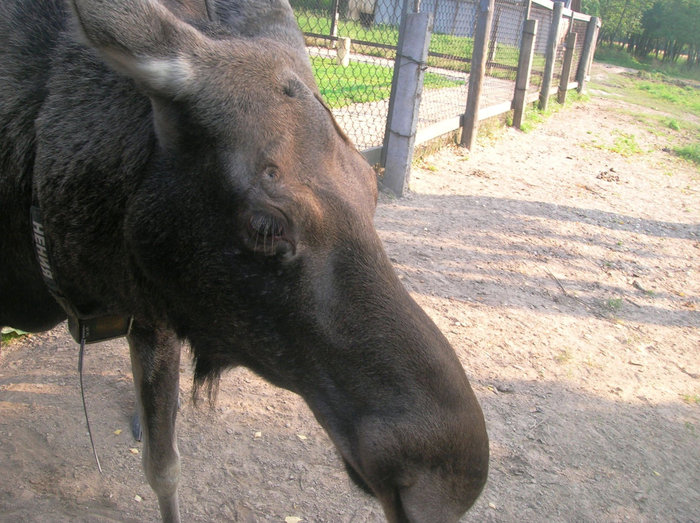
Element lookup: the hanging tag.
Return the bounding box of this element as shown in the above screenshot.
[68,315,133,344]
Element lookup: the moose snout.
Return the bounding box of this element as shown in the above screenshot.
[348,388,489,523]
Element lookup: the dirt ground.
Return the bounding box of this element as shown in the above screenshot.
[1,63,698,522]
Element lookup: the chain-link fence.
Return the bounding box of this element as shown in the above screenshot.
[569,15,589,83]
[483,0,528,106]
[290,0,403,149]
[528,1,553,92]
[289,0,599,184]
[413,0,475,127]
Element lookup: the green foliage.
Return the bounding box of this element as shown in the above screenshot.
[611,130,643,156]
[597,0,655,42]
[606,297,623,310]
[589,67,700,171]
[296,11,474,61]
[1,326,28,344]
[595,44,700,81]
[311,56,462,108]
[675,143,700,166]
[519,90,588,133]
[636,80,700,113]
[681,393,700,405]
[667,118,681,130]
[592,0,700,72]
[296,9,525,77]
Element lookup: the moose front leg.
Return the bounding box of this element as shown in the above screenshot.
[128,324,182,523]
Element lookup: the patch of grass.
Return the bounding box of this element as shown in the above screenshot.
[606,297,623,311]
[674,143,700,167]
[610,130,643,157]
[680,394,700,405]
[594,44,700,83]
[518,90,588,133]
[311,56,462,108]
[296,10,527,76]
[1,326,28,344]
[667,118,682,131]
[554,349,574,364]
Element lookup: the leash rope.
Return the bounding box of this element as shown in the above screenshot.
[78,330,103,474]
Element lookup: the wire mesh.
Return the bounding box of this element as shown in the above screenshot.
[290,0,402,150]
[551,13,571,87]
[415,0,477,127]
[569,17,588,83]
[481,0,527,109]
[290,0,593,152]
[528,1,553,92]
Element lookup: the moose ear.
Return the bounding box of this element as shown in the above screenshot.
[68,0,206,96]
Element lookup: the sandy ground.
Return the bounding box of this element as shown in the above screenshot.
[1,63,698,522]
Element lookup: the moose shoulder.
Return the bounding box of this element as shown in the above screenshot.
[0,0,489,521]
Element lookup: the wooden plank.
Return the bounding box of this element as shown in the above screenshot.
[415,117,462,145]
[361,146,383,167]
[478,100,514,121]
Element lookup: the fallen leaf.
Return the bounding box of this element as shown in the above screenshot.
[134,495,142,502]
[254,431,262,439]
[114,429,122,435]
[129,448,139,454]
[297,434,307,440]
[285,517,302,523]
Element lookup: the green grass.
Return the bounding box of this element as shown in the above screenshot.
[312,56,462,108]
[681,393,700,405]
[296,10,473,60]
[610,130,643,157]
[518,90,589,133]
[667,118,682,131]
[1,326,28,344]
[594,44,700,83]
[296,9,526,78]
[606,297,623,311]
[675,143,700,166]
[588,62,700,170]
[636,79,700,115]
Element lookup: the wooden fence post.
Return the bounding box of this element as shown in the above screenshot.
[558,31,577,104]
[539,1,564,111]
[576,16,601,92]
[461,0,495,149]
[512,18,538,129]
[382,11,433,196]
[330,0,340,38]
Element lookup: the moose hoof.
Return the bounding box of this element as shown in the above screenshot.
[131,411,143,441]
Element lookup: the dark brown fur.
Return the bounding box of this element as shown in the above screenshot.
[0,1,488,521]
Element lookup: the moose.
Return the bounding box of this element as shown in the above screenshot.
[0,0,489,520]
